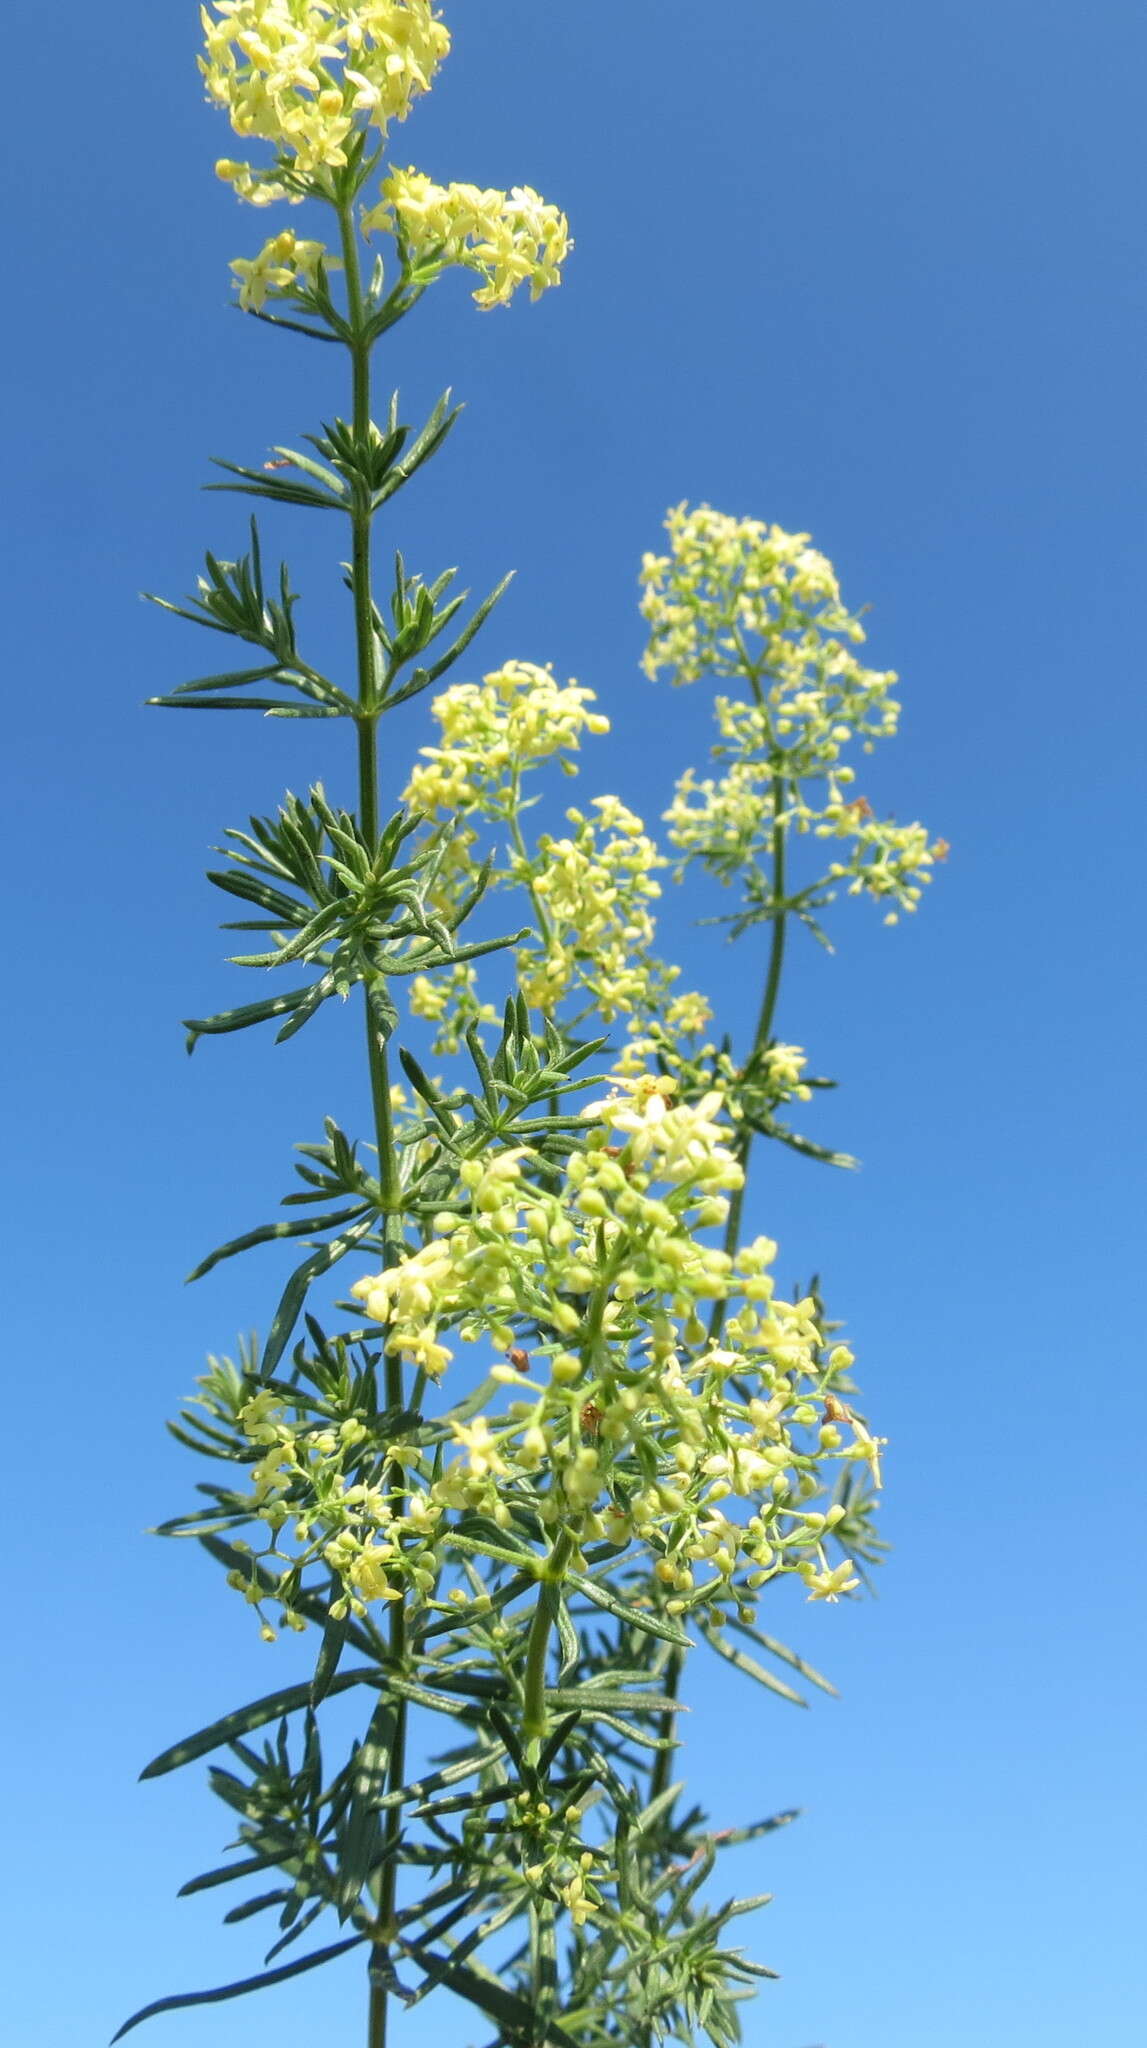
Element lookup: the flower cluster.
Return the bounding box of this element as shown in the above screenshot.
[364,168,571,306]
[644,506,945,921]
[640,503,863,689]
[343,1077,882,1614]
[229,225,329,307]
[403,661,609,821]
[203,0,451,203]
[758,1042,813,1103]
[518,798,671,1019]
[222,1385,446,1629]
[817,799,949,923]
[402,666,697,1029]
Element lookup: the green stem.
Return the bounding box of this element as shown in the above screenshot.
[523,1528,576,1748]
[709,767,788,1337]
[506,783,565,1168]
[650,772,790,1808]
[338,192,406,2048]
[743,769,789,1073]
[645,1644,681,1806]
[506,777,555,951]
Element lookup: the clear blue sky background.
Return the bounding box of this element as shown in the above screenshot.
[5,3,1144,2045]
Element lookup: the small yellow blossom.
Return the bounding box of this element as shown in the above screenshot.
[799,1558,860,1603]
[229,227,327,309]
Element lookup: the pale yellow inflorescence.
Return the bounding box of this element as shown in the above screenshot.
[203,4,569,313]
[403,665,700,1031]
[203,0,452,201]
[322,1077,881,1618]
[644,504,946,921]
[205,1066,877,1635]
[520,798,670,1020]
[364,168,572,307]
[404,661,610,818]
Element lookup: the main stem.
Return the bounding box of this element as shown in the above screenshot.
[339,195,406,2048]
[522,1528,576,1749]
[648,770,789,1811]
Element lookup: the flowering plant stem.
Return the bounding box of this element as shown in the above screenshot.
[336,188,408,2048]
[120,13,942,2048]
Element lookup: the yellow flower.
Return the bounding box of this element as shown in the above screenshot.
[365,168,570,306]
[799,1558,860,1603]
[202,1,451,201]
[229,227,327,308]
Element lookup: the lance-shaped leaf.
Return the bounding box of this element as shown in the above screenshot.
[206,455,347,513]
[371,389,462,508]
[263,1896,328,1964]
[249,305,345,344]
[257,1212,379,1380]
[545,1686,684,1718]
[310,1600,350,1710]
[111,1935,368,2041]
[684,1808,799,1853]
[698,1619,809,1708]
[187,1202,371,1283]
[371,1743,503,1818]
[177,1851,281,1900]
[183,983,315,1052]
[726,1615,838,1697]
[140,1667,379,1780]
[334,1693,397,1920]
[386,571,514,706]
[564,1564,694,1649]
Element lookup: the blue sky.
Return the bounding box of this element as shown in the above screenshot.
[4,2,1145,2045]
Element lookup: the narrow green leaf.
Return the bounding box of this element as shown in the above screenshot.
[263,1896,327,1963]
[259,1215,376,1379]
[249,307,344,342]
[187,1204,369,1283]
[700,1806,799,1849]
[147,664,281,698]
[265,444,348,496]
[564,1567,693,1649]
[110,1936,367,2041]
[537,1711,581,1778]
[178,1852,277,1898]
[222,1887,293,1926]
[140,1668,377,1779]
[724,1890,775,1919]
[728,1617,838,1697]
[184,984,313,1051]
[147,696,340,715]
[310,1601,350,1709]
[387,572,514,705]
[274,972,338,1045]
[545,1688,683,1716]
[372,1744,500,1818]
[336,1694,396,1919]
[207,457,344,511]
[699,1621,808,1708]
